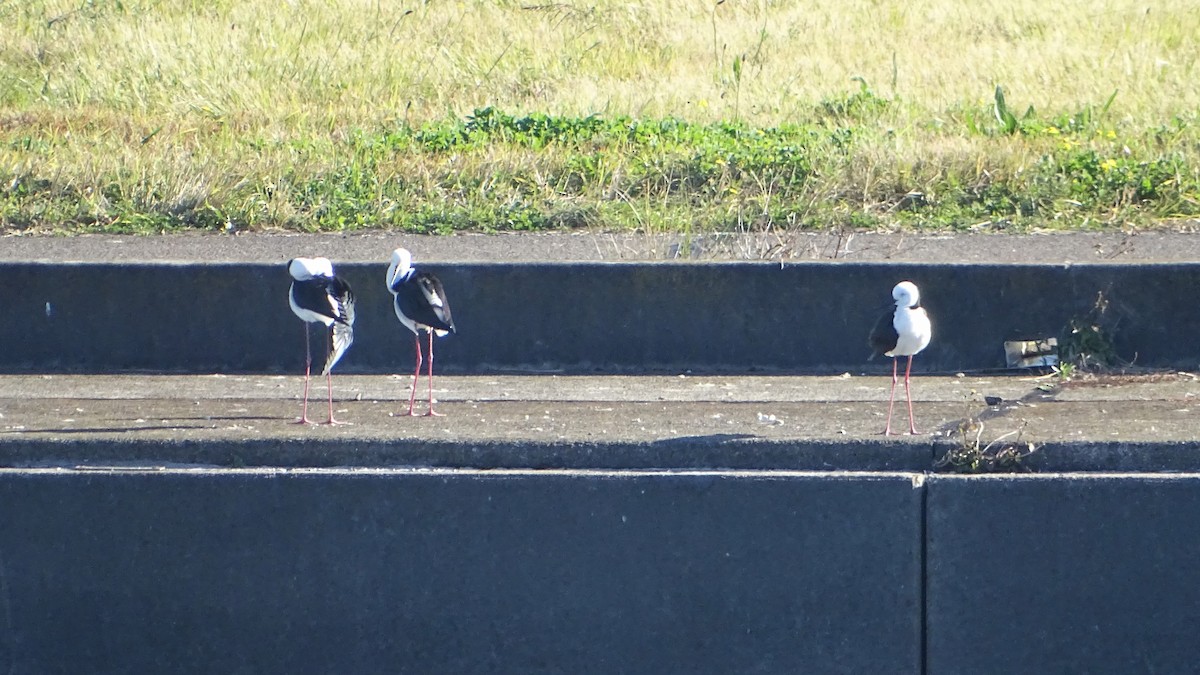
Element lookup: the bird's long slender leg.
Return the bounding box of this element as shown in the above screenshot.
[406,334,423,416]
[904,355,918,434]
[323,328,346,426]
[294,324,314,424]
[425,330,444,417]
[883,356,898,435]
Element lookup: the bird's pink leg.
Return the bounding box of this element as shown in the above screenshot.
[425,330,444,416]
[324,329,347,425]
[294,325,314,425]
[904,355,918,434]
[406,334,423,416]
[324,371,339,424]
[883,356,898,435]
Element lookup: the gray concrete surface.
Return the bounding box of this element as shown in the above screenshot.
[926,473,1200,674]
[6,232,1200,674]
[4,229,1200,263]
[2,373,1199,471]
[0,467,923,675]
[7,259,1200,373]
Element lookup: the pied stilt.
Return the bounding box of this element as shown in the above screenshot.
[287,257,355,425]
[868,280,932,435]
[386,247,456,416]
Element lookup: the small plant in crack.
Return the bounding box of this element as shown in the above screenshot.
[1051,361,1077,381]
[935,418,1038,473]
[1058,290,1120,372]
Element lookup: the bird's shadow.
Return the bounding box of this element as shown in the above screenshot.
[167,415,279,422]
[5,424,212,435]
[650,433,758,447]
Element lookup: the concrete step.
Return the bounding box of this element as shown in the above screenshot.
[6,230,1200,264]
[4,234,1200,674]
[2,374,1199,472]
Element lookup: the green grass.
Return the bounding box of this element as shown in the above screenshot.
[1,0,1199,234]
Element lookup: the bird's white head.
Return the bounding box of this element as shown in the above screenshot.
[386,247,413,292]
[288,257,334,281]
[892,280,920,308]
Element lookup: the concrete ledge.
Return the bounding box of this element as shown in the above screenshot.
[927,473,1200,674]
[0,468,923,674]
[1,436,935,472]
[6,231,1200,265]
[4,373,1200,473]
[5,261,1199,373]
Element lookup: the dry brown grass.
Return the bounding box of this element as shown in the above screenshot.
[6,0,1198,125]
[1,0,1198,233]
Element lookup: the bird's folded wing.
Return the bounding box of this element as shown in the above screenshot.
[323,321,354,375]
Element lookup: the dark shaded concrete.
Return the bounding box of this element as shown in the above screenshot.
[1,434,936,473]
[0,468,923,675]
[994,441,1200,473]
[926,474,1200,674]
[4,260,1199,374]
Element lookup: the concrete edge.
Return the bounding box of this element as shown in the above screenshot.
[3,466,1197,479]
[0,437,936,472]
[0,466,929,479]
[5,437,1200,473]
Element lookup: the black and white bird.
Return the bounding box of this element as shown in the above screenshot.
[869,280,932,435]
[386,247,456,416]
[287,257,355,425]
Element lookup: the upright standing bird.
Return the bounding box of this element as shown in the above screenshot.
[287,257,355,425]
[869,280,932,435]
[386,247,456,416]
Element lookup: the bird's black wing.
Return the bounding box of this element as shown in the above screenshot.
[322,276,355,374]
[327,276,356,326]
[290,278,340,322]
[395,272,456,334]
[867,309,898,359]
[417,272,455,333]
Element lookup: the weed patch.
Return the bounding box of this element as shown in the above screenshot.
[935,418,1038,473]
[1059,291,1121,371]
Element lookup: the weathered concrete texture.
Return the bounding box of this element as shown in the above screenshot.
[0,468,923,675]
[5,230,1200,263]
[0,372,1041,404]
[6,373,1200,471]
[5,260,1200,374]
[926,473,1200,674]
[0,373,969,471]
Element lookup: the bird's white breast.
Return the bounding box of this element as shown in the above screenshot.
[889,306,931,357]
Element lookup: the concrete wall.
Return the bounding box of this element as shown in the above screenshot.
[0,469,922,675]
[927,473,1200,674]
[4,261,1198,374]
[3,468,1199,674]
